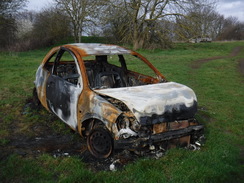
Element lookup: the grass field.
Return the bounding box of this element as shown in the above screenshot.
[0,41,243,182]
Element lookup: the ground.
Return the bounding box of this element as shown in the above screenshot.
[1,97,166,172]
[0,46,243,173]
[191,46,244,71]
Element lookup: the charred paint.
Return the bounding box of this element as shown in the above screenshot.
[89,94,122,125]
[68,43,131,56]
[46,75,82,129]
[95,82,197,125]
[35,64,50,110]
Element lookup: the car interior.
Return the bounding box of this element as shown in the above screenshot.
[44,51,159,89]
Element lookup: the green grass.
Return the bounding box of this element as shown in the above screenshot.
[0,41,243,182]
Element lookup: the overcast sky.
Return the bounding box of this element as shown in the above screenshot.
[216,0,244,21]
[26,0,244,22]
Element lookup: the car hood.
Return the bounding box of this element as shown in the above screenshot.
[95,82,197,125]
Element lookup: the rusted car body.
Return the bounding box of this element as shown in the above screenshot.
[34,43,203,158]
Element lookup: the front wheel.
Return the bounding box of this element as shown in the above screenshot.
[87,127,113,158]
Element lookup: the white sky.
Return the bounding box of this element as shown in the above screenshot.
[216,0,244,22]
[26,0,244,22]
[26,0,54,11]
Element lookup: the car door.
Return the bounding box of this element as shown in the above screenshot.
[46,47,83,129]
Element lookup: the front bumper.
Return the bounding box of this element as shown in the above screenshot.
[114,124,204,149]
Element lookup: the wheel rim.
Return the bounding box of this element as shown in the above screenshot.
[87,128,113,158]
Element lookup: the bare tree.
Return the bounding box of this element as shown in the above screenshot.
[102,0,201,50]
[54,0,101,43]
[175,0,244,42]
[0,0,27,16]
[30,7,72,47]
[175,0,220,41]
[0,0,27,49]
[101,4,132,44]
[10,6,72,51]
[217,16,244,40]
[16,11,36,38]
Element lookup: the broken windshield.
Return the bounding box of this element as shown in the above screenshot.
[83,54,159,89]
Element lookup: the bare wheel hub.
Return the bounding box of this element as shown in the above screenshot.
[87,127,113,158]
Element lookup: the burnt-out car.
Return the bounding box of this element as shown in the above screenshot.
[34,43,203,158]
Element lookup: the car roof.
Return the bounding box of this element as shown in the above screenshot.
[64,43,132,56]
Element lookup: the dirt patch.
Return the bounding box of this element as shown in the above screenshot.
[239,147,244,165]
[0,124,165,172]
[191,46,243,69]
[0,99,167,172]
[238,58,244,75]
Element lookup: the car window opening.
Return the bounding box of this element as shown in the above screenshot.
[53,50,80,85]
[85,55,159,89]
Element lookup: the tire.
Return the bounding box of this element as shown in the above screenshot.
[87,127,113,158]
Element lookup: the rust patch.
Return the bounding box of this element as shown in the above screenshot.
[131,51,166,80]
[153,123,167,134]
[101,103,121,123]
[169,120,189,130]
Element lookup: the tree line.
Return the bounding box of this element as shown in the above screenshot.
[1,0,243,51]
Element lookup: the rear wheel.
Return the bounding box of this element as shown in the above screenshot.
[87,127,113,158]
